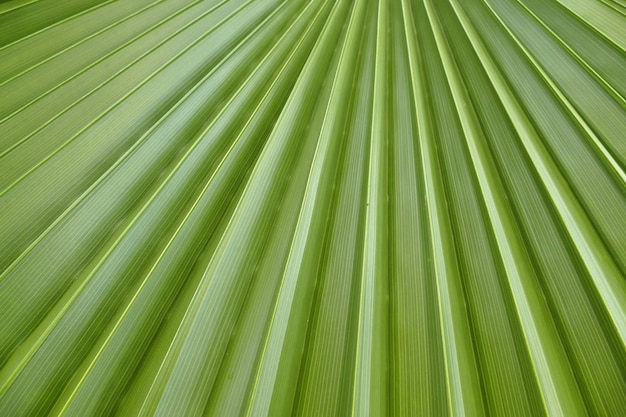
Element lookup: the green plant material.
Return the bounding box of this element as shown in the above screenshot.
[0,0,624,415]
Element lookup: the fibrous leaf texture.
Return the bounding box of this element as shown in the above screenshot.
[0,0,625,416]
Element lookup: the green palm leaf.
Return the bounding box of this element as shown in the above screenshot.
[0,0,624,415]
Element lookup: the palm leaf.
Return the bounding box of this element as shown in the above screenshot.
[0,0,624,415]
